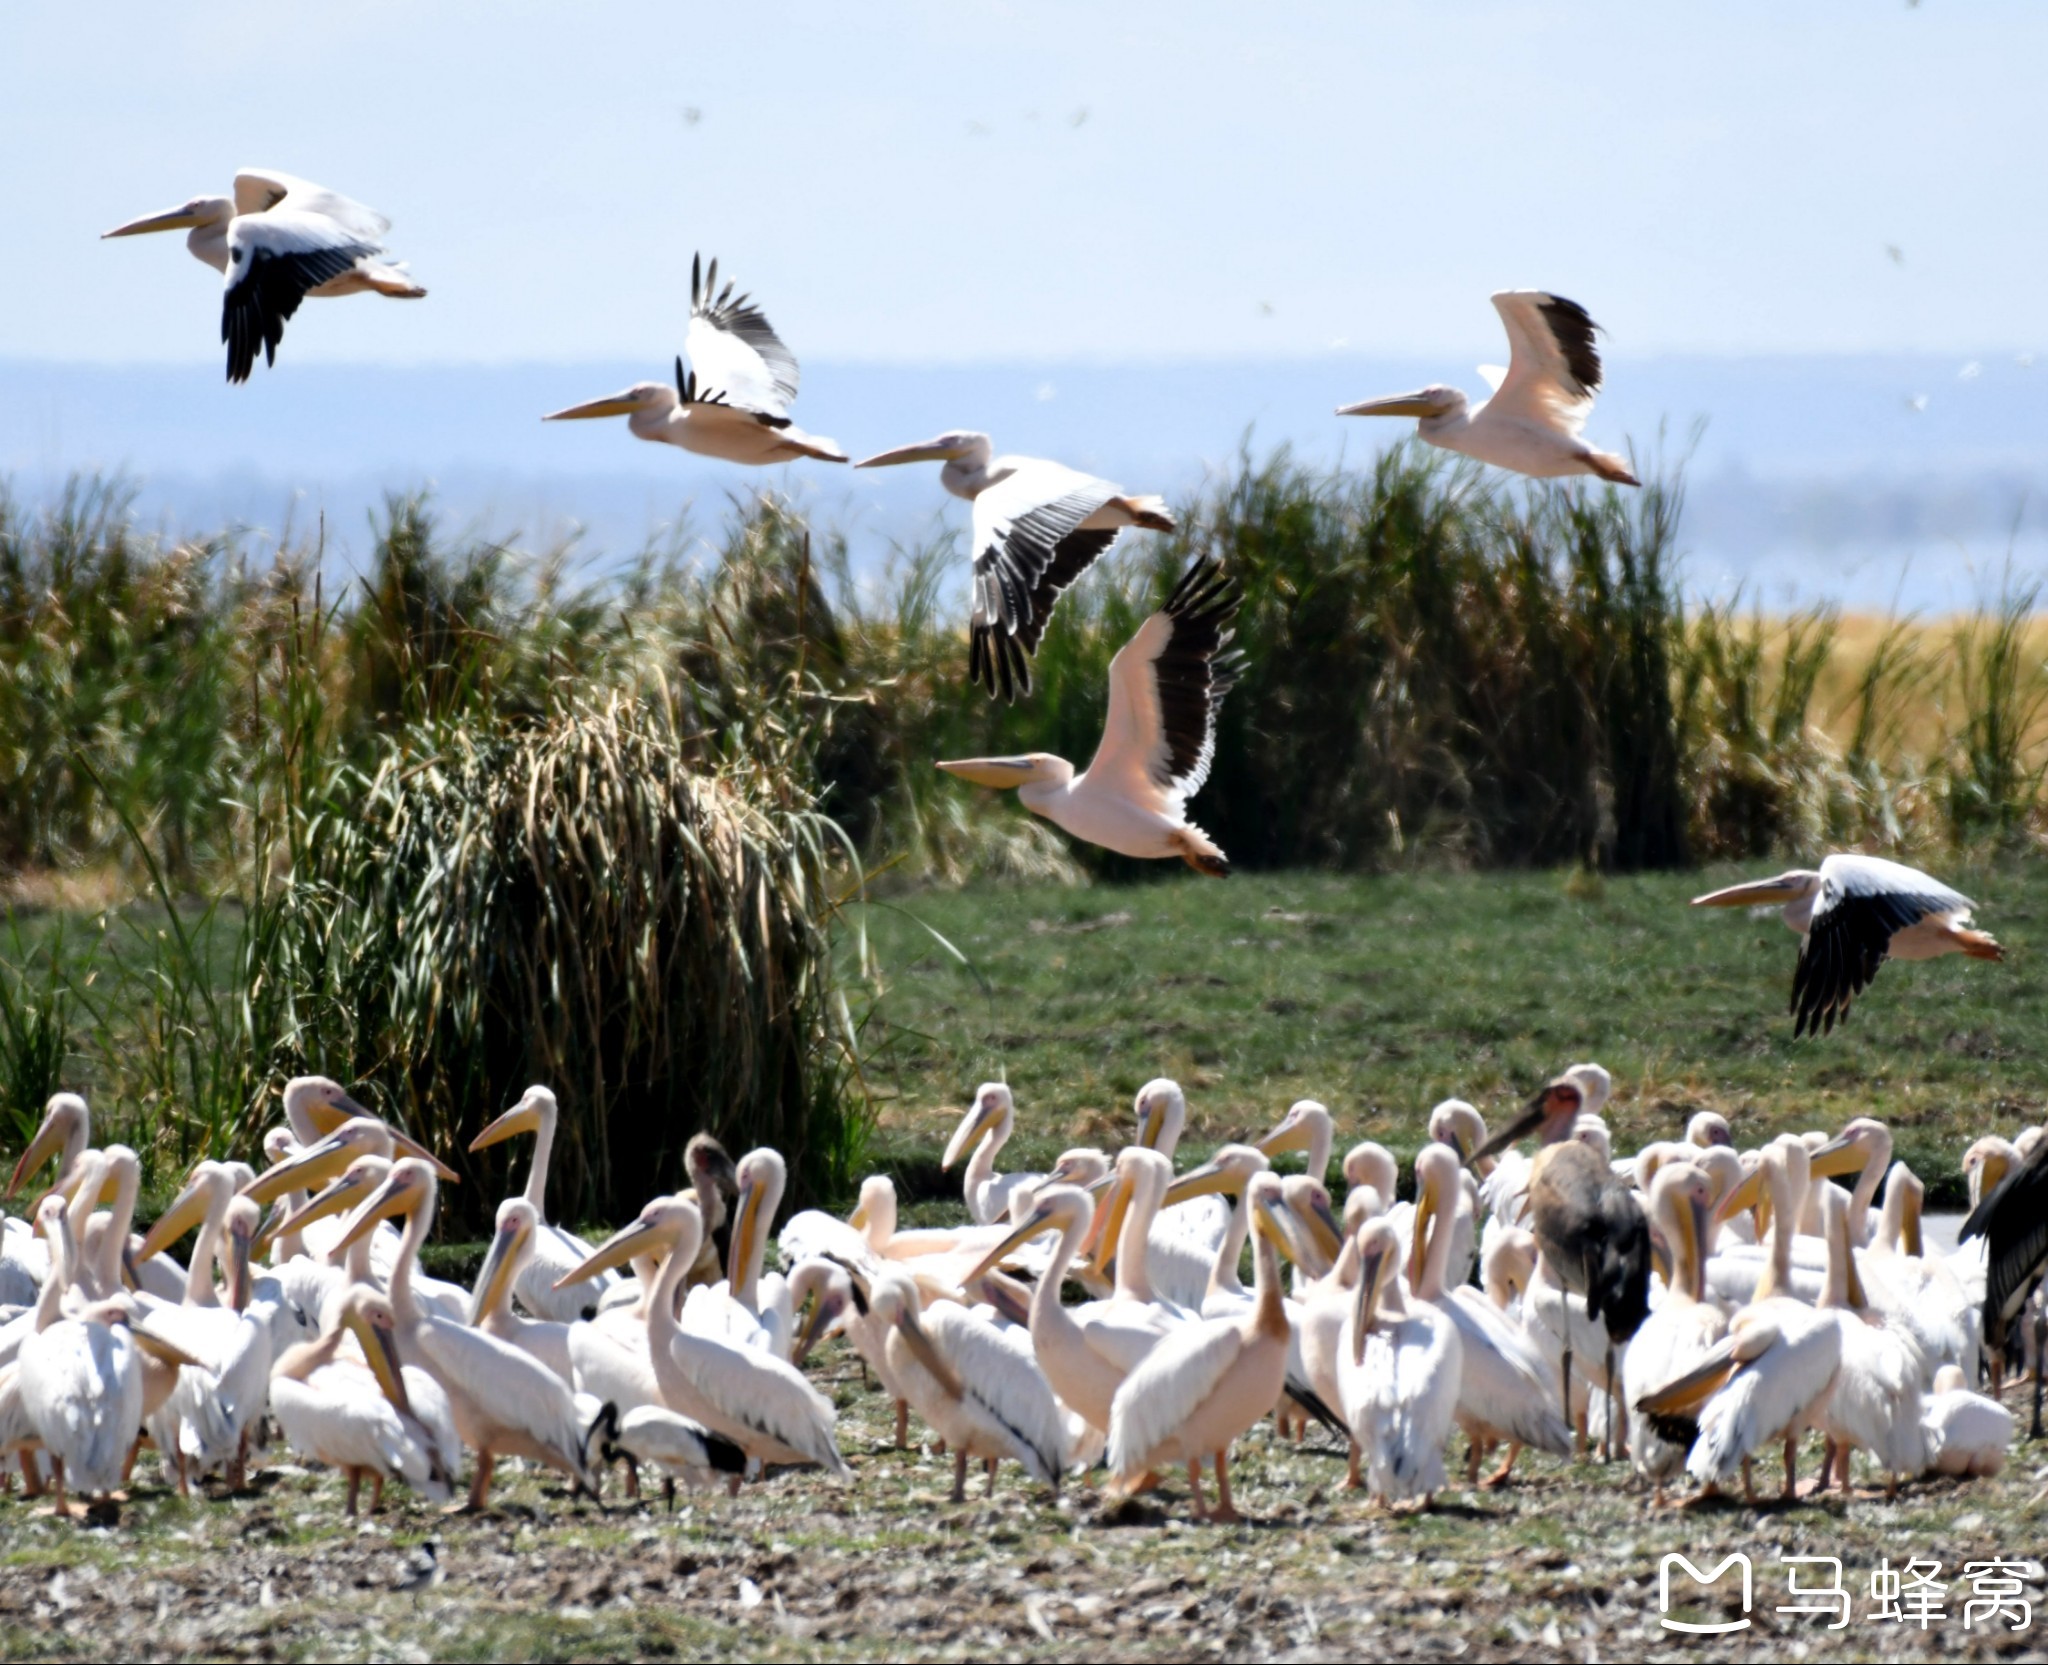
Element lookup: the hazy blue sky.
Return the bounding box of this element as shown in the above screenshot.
[5,2,2042,367]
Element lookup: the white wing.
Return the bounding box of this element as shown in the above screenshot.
[967,463,1120,700]
[923,1303,1066,1481]
[1486,291,1603,439]
[1085,560,1243,812]
[685,255,801,419]
[777,1209,879,1275]
[1440,1287,1573,1454]
[222,213,379,382]
[1106,1315,1241,1475]
[233,169,391,240]
[415,1314,599,1487]
[666,1328,848,1476]
[520,1223,616,1322]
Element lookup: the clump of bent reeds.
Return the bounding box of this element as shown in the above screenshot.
[265,682,861,1231]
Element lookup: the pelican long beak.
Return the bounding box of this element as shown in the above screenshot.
[1467,1093,1551,1167]
[1713,1163,1766,1225]
[941,1097,1005,1172]
[343,1306,414,1416]
[333,1169,419,1254]
[1297,1188,1346,1266]
[892,1306,965,1399]
[556,1215,666,1289]
[242,1131,355,1206]
[1686,1194,1712,1296]
[1407,1178,1438,1287]
[300,1100,458,1182]
[7,1111,70,1198]
[962,1200,1060,1287]
[1807,1134,1864,1179]
[1689,877,1808,909]
[1840,1214,1869,1310]
[544,392,643,422]
[1351,1242,1390,1364]
[1252,1113,1309,1160]
[852,440,961,469]
[469,1099,542,1153]
[269,1167,377,1250]
[1077,1169,1132,1267]
[793,1285,848,1367]
[935,757,1040,790]
[1335,391,1442,419]
[471,1218,525,1324]
[1138,1096,1169,1153]
[1162,1159,1237,1208]
[1251,1188,1296,1262]
[728,1177,764,1283]
[130,1324,204,1371]
[101,206,208,239]
[136,1175,213,1263]
[1649,1229,1673,1285]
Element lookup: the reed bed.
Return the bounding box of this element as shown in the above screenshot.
[0,457,2042,1215]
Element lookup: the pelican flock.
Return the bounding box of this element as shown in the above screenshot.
[0,155,2029,1635]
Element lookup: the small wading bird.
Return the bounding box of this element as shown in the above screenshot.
[543,256,845,465]
[854,431,1176,699]
[1692,854,2003,1036]
[936,559,1243,874]
[1337,292,1638,485]
[102,170,425,383]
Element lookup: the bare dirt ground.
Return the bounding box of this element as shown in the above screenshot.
[2,1346,2044,1663]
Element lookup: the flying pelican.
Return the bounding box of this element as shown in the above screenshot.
[1619,1163,1727,1503]
[940,1084,1044,1226]
[559,1194,848,1482]
[854,433,1176,702]
[470,1198,575,1384]
[1921,1364,2012,1477]
[937,559,1243,873]
[1636,1142,1843,1501]
[544,255,845,465]
[269,1288,454,1515]
[467,1086,617,1321]
[102,170,425,383]
[333,1160,611,1509]
[1692,855,2002,1036]
[866,1267,1067,1501]
[1105,1172,1294,1522]
[1340,1217,1462,1508]
[1337,292,1638,485]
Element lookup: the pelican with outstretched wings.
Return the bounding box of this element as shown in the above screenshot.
[936,559,1243,873]
[854,431,1176,700]
[544,255,845,465]
[103,169,426,383]
[1692,853,2003,1036]
[1338,291,1637,485]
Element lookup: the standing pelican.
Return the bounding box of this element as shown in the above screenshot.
[102,170,425,382]
[1692,855,2002,1036]
[467,1086,616,1321]
[269,1288,454,1515]
[941,1084,1044,1226]
[1340,1217,1462,1508]
[333,1161,611,1508]
[1620,1163,1727,1503]
[1337,292,1638,485]
[559,1195,848,1481]
[470,1198,575,1384]
[683,1148,794,1357]
[866,1268,1066,1501]
[854,432,1176,701]
[544,256,845,465]
[937,559,1243,873]
[1105,1173,1294,1522]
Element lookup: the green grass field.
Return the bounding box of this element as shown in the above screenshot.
[855,859,2039,1211]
